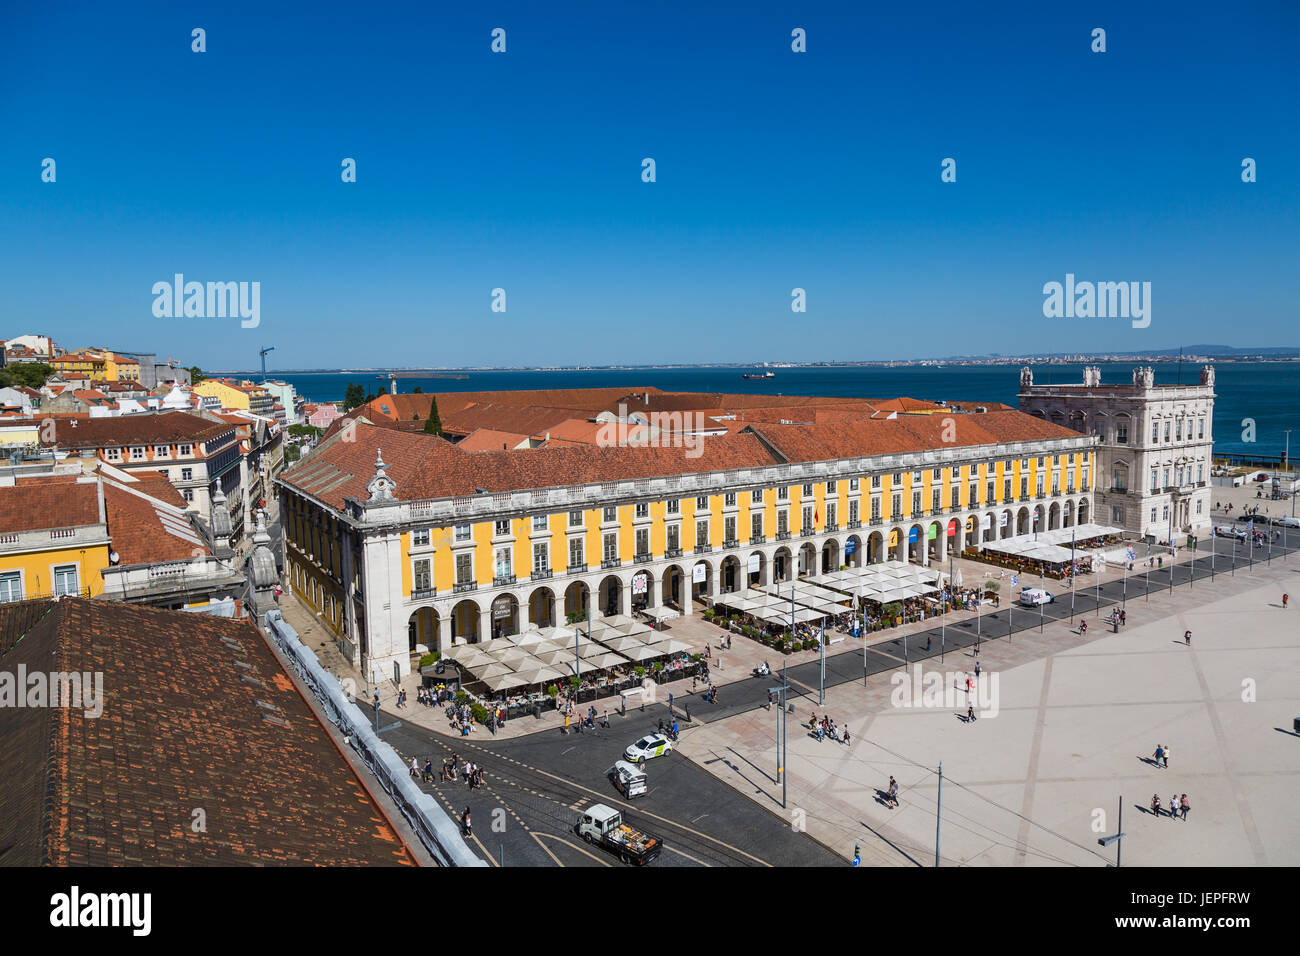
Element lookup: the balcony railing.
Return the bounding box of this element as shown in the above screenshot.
[824,523,840,532]
[775,530,791,541]
[494,573,517,587]
[665,547,683,559]
[601,558,621,570]
[694,544,712,554]
[567,563,588,575]
[453,581,478,594]
[531,568,553,581]
[749,534,766,545]
[846,520,861,530]
[634,553,653,564]
[411,587,436,600]
[869,517,882,526]
[722,538,739,550]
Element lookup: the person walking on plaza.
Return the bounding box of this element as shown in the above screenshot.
[1180,794,1190,821]
[461,806,472,837]
[967,702,976,722]
[1153,744,1165,768]
[1150,793,1162,816]
[887,776,899,808]
[1162,744,1170,769]
[1184,629,1192,646]
[1284,593,1290,609]
[1168,794,1178,820]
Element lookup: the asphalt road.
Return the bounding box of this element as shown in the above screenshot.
[382,706,841,867]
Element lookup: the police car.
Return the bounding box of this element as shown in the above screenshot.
[624,733,674,762]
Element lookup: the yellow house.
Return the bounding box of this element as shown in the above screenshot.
[50,350,109,382]
[194,379,251,411]
[104,353,141,382]
[0,479,111,601]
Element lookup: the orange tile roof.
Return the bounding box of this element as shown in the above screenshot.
[0,482,100,532]
[282,421,782,509]
[102,480,208,565]
[455,428,532,451]
[0,599,418,866]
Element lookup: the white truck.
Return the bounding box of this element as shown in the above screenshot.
[577,803,663,865]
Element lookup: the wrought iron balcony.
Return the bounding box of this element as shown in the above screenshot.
[846,520,861,530]
[694,544,712,554]
[493,573,517,587]
[453,581,478,594]
[749,534,766,545]
[824,523,840,532]
[566,563,588,575]
[601,558,622,570]
[869,517,883,526]
[665,547,683,559]
[723,538,739,550]
[775,530,791,541]
[410,587,437,600]
[634,552,653,564]
[531,568,553,581]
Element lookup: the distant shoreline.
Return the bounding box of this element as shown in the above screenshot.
[209,356,1300,376]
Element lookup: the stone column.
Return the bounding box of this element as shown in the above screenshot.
[436,611,452,654]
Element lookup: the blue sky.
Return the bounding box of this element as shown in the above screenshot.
[1,0,1296,370]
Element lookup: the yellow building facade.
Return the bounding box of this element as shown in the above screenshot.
[279,420,1097,676]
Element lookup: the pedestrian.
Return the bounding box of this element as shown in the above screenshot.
[1284,593,1290,609]
[843,726,851,746]
[409,757,419,779]
[1180,794,1190,821]
[1184,629,1192,646]
[1150,793,1162,816]
[925,635,932,651]
[967,703,976,722]
[1162,744,1170,769]
[462,806,472,837]
[887,776,899,808]
[1153,744,1164,768]
[974,661,981,680]
[1168,794,1178,820]
[657,718,665,735]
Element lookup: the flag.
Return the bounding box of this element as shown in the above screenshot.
[1011,574,1019,587]
[1125,545,1137,561]
[814,506,819,524]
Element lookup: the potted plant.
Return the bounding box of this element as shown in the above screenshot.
[634,665,646,679]
[546,684,559,699]
[883,602,903,627]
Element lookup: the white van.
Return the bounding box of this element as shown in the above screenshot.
[1019,587,1055,607]
[610,760,647,799]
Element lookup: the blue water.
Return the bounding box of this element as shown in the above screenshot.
[264,363,1299,459]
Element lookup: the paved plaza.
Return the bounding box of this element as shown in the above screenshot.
[678,550,1300,866]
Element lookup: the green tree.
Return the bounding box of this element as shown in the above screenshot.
[186,366,206,385]
[411,385,423,394]
[423,395,442,435]
[0,362,52,390]
[342,382,368,411]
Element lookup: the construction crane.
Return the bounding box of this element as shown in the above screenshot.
[259,346,275,381]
